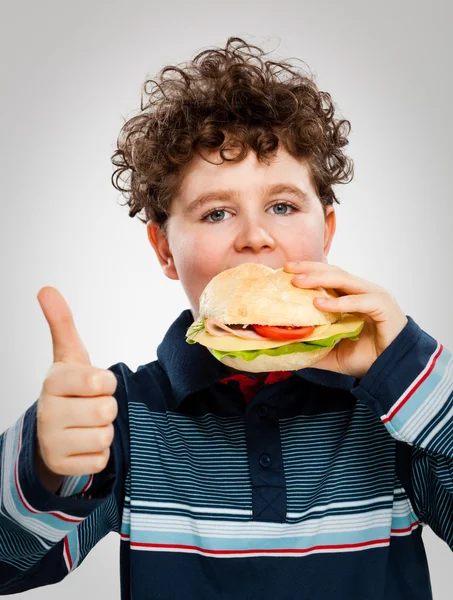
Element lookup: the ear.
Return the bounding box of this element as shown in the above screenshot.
[146,220,179,280]
[322,205,336,263]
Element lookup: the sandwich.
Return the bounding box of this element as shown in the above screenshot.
[185,262,365,373]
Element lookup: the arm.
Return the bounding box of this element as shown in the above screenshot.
[351,316,453,549]
[0,364,129,594]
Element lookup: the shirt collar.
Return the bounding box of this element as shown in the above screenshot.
[157,309,357,410]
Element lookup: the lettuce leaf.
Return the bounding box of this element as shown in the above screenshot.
[210,324,363,362]
[186,320,205,344]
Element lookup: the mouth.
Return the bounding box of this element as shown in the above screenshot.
[227,259,285,271]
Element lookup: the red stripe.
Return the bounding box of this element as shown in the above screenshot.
[63,535,73,571]
[130,538,391,554]
[122,522,419,550]
[120,521,420,553]
[391,521,420,534]
[81,473,94,493]
[382,344,443,424]
[13,416,83,523]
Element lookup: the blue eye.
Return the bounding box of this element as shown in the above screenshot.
[201,202,298,223]
[271,203,293,215]
[203,209,233,222]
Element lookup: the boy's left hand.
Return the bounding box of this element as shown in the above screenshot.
[283,261,409,380]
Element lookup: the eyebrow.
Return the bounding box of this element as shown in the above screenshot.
[183,183,310,215]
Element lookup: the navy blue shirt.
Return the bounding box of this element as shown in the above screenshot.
[1,308,452,599]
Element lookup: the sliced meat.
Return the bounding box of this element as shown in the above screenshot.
[204,318,268,340]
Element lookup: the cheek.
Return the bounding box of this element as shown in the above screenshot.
[280,219,326,259]
[172,231,226,302]
[177,232,224,272]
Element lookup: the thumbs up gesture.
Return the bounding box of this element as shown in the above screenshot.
[36,287,118,487]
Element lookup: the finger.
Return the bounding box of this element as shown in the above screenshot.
[37,286,91,365]
[55,448,111,476]
[289,266,386,296]
[57,424,115,456]
[313,292,391,321]
[44,395,118,428]
[43,363,118,398]
[284,260,326,273]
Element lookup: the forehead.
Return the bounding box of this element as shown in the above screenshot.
[174,146,316,203]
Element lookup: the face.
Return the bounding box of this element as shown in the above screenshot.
[147,145,336,321]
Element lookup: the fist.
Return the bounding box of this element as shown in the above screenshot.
[36,286,118,477]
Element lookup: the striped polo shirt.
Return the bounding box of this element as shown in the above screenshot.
[1,308,452,599]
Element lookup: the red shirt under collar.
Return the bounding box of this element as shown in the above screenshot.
[219,371,293,404]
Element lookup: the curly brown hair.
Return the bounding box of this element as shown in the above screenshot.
[111,37,354,235]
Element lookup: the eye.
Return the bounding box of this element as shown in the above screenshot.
[202,209,234,223]
[268,202,298,215]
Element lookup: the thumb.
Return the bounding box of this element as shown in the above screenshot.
[37,286,91,365]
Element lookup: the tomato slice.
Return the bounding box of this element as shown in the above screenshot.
[251,324,315,341]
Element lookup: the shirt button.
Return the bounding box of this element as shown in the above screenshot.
[257,404,268,418]
[259,453,272,468]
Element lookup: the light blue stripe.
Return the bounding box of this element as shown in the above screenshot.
[129,524,395,550]
[65,527,79,569]
[387,346,451,435]
[8,418,74,535]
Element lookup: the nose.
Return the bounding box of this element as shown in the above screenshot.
[233,217,276,253]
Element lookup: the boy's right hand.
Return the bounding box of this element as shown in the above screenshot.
[36,286,118,479]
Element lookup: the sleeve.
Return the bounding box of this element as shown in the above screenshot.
[0,362,130,595]
[350,315,453,550]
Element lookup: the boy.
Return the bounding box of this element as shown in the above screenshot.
[1,37,452,599]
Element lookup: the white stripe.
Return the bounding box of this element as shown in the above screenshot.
[68,475,82,496]
[130,506,413,538]
[391,525,419,536]
[13,431,84,523]
[1,416,82,545]
[399,353,453,442]
[408,356,453,446]
[124,505,414,526]
[63,541,71,572]
[128,494,398,520]
[287,494,394,519]
[60,475,80,497]
[382,342,442,424]
[71,528,80,570]
[130,499,252,516]
[1,420,61,544]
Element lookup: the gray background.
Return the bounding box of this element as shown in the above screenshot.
[0,0,452,597]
